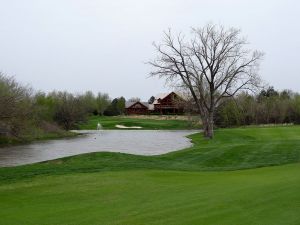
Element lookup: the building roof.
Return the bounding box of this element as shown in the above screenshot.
[125,101,149,109]
[155,93,170,100]
[125,101,136,108]
[140,102,149,108]
[153,92,186,104]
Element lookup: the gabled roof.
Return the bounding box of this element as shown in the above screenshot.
[154,93,170,100]
[125,101,136,108]
[153,92,185,104]
[125,101,149,109]
[140,102,149,108]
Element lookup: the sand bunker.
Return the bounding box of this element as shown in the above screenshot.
[115,125,142,129]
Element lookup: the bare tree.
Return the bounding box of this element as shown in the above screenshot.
[0,73,33,136]
[96,92,111,116]
[149,24,264,138]
[128,97,141,102]
[53,92,87,130]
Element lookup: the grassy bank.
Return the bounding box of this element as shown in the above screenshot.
[78,115,201,130]
[1,126,300,224]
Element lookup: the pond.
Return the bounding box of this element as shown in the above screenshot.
[0,130,198,167]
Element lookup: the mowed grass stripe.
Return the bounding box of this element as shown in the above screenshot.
[1,164,300,225]
[78,115,200,130]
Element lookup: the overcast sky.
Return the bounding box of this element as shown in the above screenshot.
[0,0,299,100]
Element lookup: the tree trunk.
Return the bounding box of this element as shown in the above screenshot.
[202,113,214,139]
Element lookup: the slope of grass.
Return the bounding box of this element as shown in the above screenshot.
[78,115,200,130]
[0,164,300,225]
[1,126,300,182]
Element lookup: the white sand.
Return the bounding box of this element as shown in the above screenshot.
[115,125,142,129]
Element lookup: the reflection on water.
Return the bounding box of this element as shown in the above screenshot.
[0,130,197,167]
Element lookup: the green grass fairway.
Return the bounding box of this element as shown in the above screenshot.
[1,165,300,225]
[1,126,300,224]
[78,115,200,130]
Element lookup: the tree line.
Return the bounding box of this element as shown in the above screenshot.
[0,73,126,140]
[1,72,300,142]
[215,87,300,127]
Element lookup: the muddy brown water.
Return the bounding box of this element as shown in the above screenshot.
[0,130,198,167]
